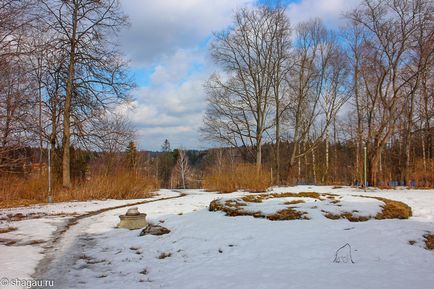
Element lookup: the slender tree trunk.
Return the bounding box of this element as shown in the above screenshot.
[38,58,43,176]
[325,126,329,182]
[421,129,426,172]
[312,147,316,184]
[275,113,280,184]
[62,2,78,189]
[256,140,262,175]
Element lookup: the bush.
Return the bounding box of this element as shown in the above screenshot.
[203,163,270,193]
[0,174,49,208]
[57,172,159,201]
[0,172,159,208]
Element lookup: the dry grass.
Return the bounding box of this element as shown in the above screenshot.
[0,226,17,234]
[240,192,321,204]
[158,252,172,259]
[203,163,270,193]
[283,200,306,205]
[211,192,414,224]
[0,172,159,208]
[210,191,322,221]
[209,199,306,221]
[267,207,308,221]
[0,175,49,208]
[241,195,265,203]
[270,192,321,199]
[323,212,369,222]
[209,199,265,218]
[323,196,412,221]
[424,234,434,250]
[365,197,413,219]
[56,173,159,201]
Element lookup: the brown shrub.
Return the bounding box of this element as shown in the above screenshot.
[411,158,434,188]
[0,172,159,208]
[203,163,270,193]
[0,175,49,207]
[424,234,434,250]
[56,173,159,201]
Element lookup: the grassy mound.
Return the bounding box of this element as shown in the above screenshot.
[210,193,413,222]
[364,197,412,219]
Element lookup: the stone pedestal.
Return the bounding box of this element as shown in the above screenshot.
[118,207,147,230]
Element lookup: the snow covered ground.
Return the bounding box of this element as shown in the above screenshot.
[0,190,179,288]
[0,186,433,289]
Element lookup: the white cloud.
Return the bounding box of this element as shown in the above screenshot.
[287,0,360,27]
[126,47,211,150]
[120,0,255,66]
[119,0,363,150]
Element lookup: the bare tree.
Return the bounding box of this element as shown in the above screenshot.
[347,0,433,186]
[39,0,132,188]
[0,0,35,173]
[203,6,290,174]
[284,19,347,183]
[174,149,190,189]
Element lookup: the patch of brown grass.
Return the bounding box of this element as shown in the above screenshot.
[209,199,265,218]
[267,207,308,221]
[270,192,321,199]
[365,197,412,219]
[203,163,270,193]
[424,234,434,250]
[240,192,320,204]
[0,226,17,234]
[158,252,172,259]
[0,238,17,246]
[283,200,305,205]
[241,195,265,203]
[0,172,159,208]
[323,212,369,222]
[29,239,45,245]
[210,199,306,220]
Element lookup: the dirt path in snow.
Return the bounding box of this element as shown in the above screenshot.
[31,191,186,287]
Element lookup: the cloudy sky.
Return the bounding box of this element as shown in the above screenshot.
[119,0,360,151]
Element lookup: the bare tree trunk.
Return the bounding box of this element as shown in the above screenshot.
[62,1,78,189]
[256,139,262,175]
[312,147,317,184]
[275,112,280,183]
[325,126,329,182]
